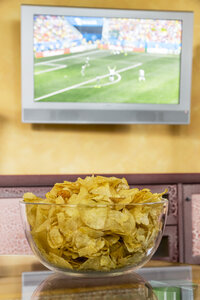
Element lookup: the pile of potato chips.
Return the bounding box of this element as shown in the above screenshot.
[23,176,167,272]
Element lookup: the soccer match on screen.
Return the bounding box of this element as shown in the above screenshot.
[33,15,182,104]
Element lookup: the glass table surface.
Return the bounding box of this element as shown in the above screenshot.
[0,256,199,300]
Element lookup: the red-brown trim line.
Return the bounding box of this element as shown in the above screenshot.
[0,173,200,187]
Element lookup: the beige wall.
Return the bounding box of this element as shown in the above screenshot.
[0,0,200,175]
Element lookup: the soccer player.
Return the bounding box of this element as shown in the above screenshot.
[108,66,116,82]
[95,76,101,88]
[85,56,90,66]
[81,65,86,76]
[138,69,145,81]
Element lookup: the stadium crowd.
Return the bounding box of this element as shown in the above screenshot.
[102,18,181,46]
[34,15,83,51]
[34,15,181,54]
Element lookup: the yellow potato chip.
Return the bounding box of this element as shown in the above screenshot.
[48,252,73,269]
[80,207,108,230]
[47,226,64,249]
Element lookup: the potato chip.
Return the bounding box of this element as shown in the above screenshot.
[48,252,73,269]
[80,207,108,230]
[23,175,167,272]
[47,226,64,249]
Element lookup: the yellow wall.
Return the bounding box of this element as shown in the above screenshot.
[0,0,200,175]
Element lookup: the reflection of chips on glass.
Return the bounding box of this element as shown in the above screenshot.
[23,176,167,271]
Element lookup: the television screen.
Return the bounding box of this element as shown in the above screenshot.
[21,6,194,124]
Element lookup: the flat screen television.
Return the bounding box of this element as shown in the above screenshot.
[21,5,194,124]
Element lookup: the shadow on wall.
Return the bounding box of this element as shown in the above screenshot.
[31,122,186,138]
[0,115,7,169]
[188,44,200,125]
[13,20,21,123]
[31,123,132,134]
[172,44,200,138]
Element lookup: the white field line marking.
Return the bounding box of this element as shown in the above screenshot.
[79,73,122,88]
[35,63,67,75]
[35,50,128,75]
[34,49,101,66]
[43,62,61,66]
[34,63,142,101]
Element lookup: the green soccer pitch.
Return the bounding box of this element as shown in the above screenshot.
[34,49,180,104]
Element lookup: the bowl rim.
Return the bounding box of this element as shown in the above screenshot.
[19,198,168,207]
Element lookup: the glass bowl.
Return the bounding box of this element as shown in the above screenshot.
[20,200,168,277]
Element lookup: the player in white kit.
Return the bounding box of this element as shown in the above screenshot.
[138,69,145,81]
[108,66,116,82]
[81,65,86,76]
